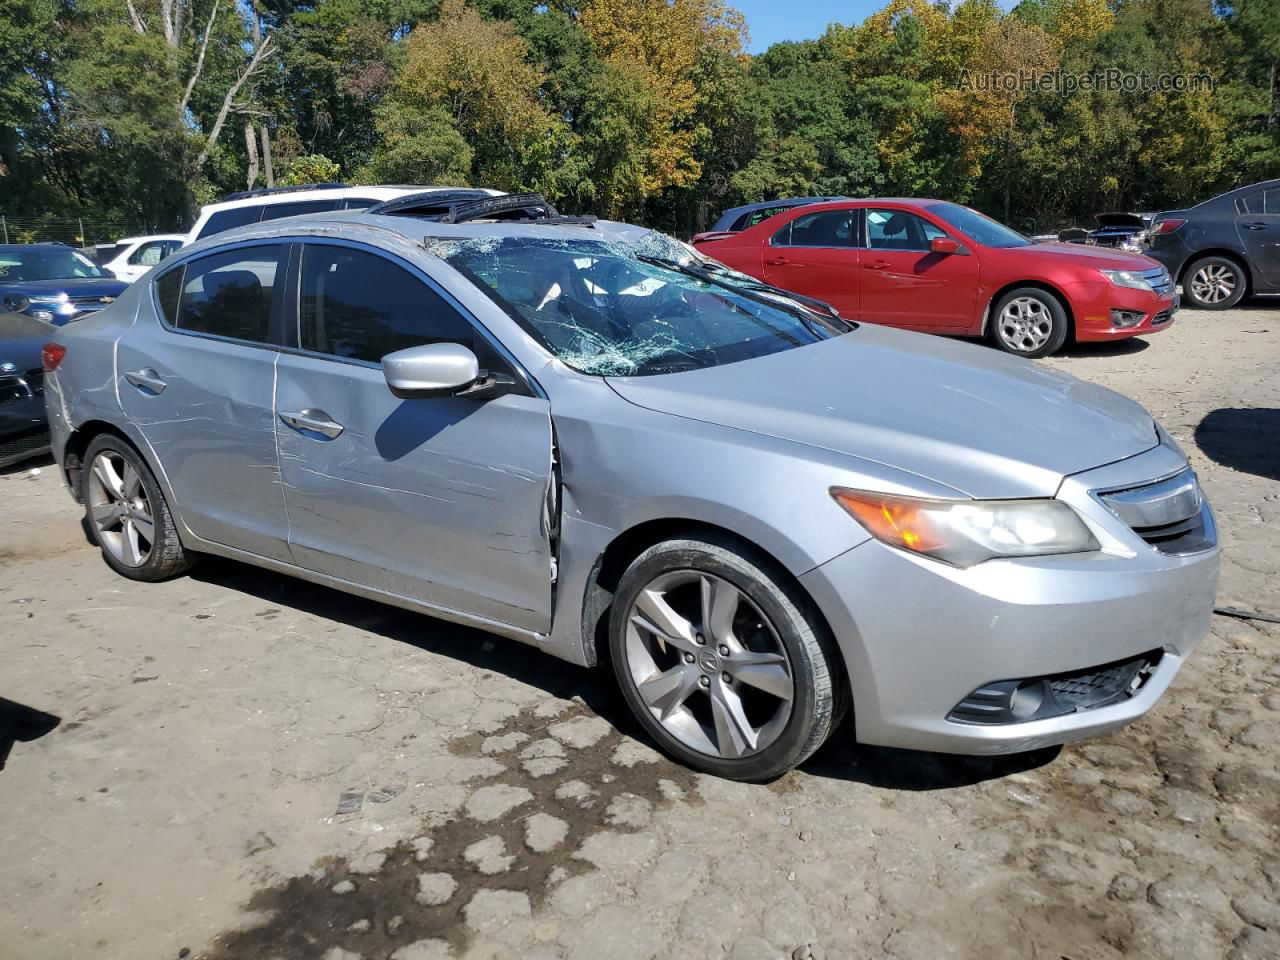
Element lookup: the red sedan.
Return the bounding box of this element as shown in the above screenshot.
[693,198,1178,358]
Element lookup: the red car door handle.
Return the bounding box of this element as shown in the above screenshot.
[864,260,889,270]
[764,256,789,266]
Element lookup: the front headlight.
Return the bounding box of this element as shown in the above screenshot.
[831,489,1100,567]
[1100,269,1154,292]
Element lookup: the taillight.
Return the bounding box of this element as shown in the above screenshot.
[1150,219,1186,236]
[41,342,66,372]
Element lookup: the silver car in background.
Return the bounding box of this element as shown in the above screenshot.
[42,197,1219,781]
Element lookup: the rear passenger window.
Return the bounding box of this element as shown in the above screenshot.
[171,245,284,343]
[299,245,476,363]
[259,199,339,222]
[154,266,184,326]
[1266,188,1280,214]
[196,206,263,241]
[772,210,854,247]
[1237,193,1264,215]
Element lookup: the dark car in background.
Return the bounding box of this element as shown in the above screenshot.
[693,196,848,244]
[0,244,128,325]
[1146,179,1280,309]
[0,311,53,467]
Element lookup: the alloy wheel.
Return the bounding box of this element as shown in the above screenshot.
[623,571,794,759]
[1190,263,1237,304]
[997,296,1054,353]
[87,451,154,567]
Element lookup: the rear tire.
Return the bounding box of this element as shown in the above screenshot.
[81,434,195,582]
[609,534,845,781]
[989,287,1070,358]
[1182,256,1246,309]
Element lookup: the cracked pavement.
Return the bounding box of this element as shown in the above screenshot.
[1,306,1278,960]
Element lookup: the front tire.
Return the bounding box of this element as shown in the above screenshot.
[990,287,1070,358]
[609,534,844,781]
[1182,256,1246,309]
[81,434,195,581]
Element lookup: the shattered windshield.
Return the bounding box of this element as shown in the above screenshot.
[434,235,849,376]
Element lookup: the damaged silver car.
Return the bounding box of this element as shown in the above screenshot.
[43,193,1219,781]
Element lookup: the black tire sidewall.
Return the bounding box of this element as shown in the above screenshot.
[81,435,184,581]
[990,287,1070,359]
[608,536,837,782]
[1183,256,1246,309]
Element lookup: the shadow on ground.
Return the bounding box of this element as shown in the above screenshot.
[1056,337,1150,359]
[1195,407,1280,481]
[0,451,54,477]
[193,556,1053,791]
[0,697,60,771]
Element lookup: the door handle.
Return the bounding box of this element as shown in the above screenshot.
[124,368,166,394]
[280,409,344,440]
[764,256,789,266]
[864,260,889,270]
[1242,221,1268,230]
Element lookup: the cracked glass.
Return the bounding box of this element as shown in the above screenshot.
[433,234,851,376]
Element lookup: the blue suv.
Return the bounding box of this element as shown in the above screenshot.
[0,243,128,325]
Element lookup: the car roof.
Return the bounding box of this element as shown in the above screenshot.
[174,210,656,259]
[116,234,187,244]
[195,185,502,216]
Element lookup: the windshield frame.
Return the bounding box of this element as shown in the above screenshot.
[923,202,1032,249]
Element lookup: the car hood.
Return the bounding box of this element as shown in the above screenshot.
[1093,213,1148,229]
[0,277,128,298]
[0,311,54,369]
[1002,241,1161,270]
[606,325,1158,498]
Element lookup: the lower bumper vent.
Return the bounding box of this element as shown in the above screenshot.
[947,650,1162,726]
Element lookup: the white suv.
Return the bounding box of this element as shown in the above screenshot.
[184,184,503,246]
[102,235,187,283]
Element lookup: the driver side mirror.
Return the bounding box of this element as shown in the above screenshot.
[930,236,963,255]
[383,342,480,397]
[382,342,516,400]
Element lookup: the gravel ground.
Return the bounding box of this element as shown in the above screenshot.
[1,304,1278,960]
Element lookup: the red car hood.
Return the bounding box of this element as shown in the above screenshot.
[1001,242,1162,271]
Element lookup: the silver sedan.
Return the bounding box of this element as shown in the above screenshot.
[42,204,1219,780]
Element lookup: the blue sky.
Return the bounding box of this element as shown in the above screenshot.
[734,0,1018,53]
[733,0,881,52]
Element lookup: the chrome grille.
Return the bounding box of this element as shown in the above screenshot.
[1096,469,1212,555]
[1139,267,1173,296]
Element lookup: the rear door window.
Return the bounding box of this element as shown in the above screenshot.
[1237,193,1264,215]
[129,241,169,266]
[772,210,854,247]
[166,244,287,344]
[196,206,264,241]
[259,199,340,222]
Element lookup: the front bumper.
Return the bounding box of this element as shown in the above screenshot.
[0,377,49,468]
[1066,279,1178,341]
[800,444,1219,755]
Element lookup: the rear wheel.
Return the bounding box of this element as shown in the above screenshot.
[81,434,195,581]
[990,287,1069,358]
[1182,256,1246,309]
[609,535,844,781]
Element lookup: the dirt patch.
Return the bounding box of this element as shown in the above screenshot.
[199,702,702,959]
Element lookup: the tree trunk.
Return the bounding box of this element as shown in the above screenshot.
[261,125,275,187]
[245,121,260,189]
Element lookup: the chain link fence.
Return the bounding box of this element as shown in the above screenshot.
[0,215,147,248]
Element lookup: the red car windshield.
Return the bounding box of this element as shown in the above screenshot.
[925,203,1031,249]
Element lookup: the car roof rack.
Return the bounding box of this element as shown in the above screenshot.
[222,182,349,202]
[364,189,502,218]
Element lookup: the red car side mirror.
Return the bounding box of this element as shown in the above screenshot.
[931,236,961,255]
